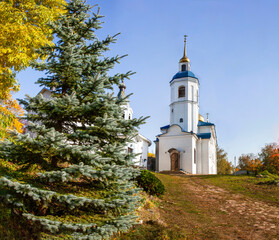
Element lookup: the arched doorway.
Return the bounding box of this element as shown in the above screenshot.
[168,148,180,171]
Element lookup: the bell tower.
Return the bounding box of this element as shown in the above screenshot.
[169,36,199,133]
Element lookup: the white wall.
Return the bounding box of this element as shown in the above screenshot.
[158,125,195,173]
[198,126,211,133]
[169,77,199,133]
[129,136,150,168]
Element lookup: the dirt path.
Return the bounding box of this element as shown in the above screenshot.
[156,174,279,240]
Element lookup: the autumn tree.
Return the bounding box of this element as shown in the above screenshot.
[238,154,254,170]
[238,154,262,174]
[0,0,65,140]
[0,94,24,140]
[217,146,233,174]
[259,143,279,175]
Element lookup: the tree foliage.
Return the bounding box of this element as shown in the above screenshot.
[238,154,262,174]
[259,143,279,175]
[0,93,24,140]
[0,1,146,239]
[217,147,233,174]
[0,0,66,140]
[238,143,279,175]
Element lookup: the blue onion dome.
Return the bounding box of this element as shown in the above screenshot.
[172,71,198,80]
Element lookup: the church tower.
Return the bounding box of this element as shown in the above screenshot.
[169,36,199,133]
[117,83,133,120]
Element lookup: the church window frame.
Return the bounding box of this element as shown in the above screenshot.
[194,148,197,164]
[181,64,186,71]
[180,118,183,123]
[178,86,185,98]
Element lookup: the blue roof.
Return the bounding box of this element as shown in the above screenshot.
[160,125,170,130]
[198,121,215,126]
[196,133,211,139]
[171,71,198,82]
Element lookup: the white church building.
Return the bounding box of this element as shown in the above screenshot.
[117,83,152,167]
[155,36,217,174]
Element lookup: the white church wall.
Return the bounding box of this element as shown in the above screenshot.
[201,139,209,174]
[170,101,189,131]
[123,107,133,120]
[191,137,197,174]
[141,140,149,167]
[196,139,202,174]
[158,126,195,173]
[158,135,192,172]
[198,126,211,133]
[208,137,217,174]
[41,89,52,99]
[170,77,199,133]
[128,135,150,168]
[192,102,199,133]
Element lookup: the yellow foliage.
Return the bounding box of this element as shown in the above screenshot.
[0,93,24,140]
[0,0,65,139]
[0,0,66,99]
[148,153,155,158]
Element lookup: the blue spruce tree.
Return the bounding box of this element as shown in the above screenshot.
[0,0,146,239]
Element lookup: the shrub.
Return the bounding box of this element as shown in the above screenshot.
[260,170,279,180]
[136,170,165,196]
[257,170,279,186]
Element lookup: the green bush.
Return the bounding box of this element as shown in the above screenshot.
[260,170,279,180]
[136,170,165,196]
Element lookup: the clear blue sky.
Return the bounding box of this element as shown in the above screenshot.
[14,0,279,164]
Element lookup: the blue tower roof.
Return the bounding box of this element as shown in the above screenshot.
[196,133,211,139]
[198,121,215,126]
[171,71,198,82]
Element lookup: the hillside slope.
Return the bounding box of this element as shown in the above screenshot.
[119,174,279,240]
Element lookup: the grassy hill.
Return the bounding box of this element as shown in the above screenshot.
[118,173,279,240]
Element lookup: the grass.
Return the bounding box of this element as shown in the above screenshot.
[116,221,185,240]
[199,174,279,206]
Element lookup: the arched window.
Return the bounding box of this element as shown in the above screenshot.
[178,86,185,98]
[181,64,186,71]
[180,118,183,123]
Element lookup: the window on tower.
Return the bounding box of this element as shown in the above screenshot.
[181,64,186,71]
[180,118,183,123]
[178,86,185,98]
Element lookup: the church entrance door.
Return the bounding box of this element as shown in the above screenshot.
[171,152,179,171]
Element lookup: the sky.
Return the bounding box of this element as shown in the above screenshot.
[14,0,279,164]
